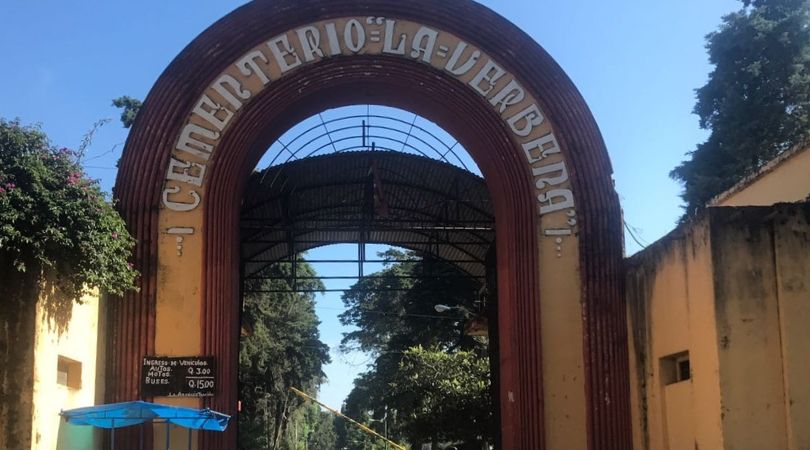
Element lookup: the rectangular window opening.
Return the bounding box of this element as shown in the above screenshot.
[660,351,690,385]
[57,355,82,390]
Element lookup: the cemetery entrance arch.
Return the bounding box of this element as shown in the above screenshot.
[111,1,630,449]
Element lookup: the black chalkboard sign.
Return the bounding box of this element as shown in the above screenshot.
[141,356,216,397]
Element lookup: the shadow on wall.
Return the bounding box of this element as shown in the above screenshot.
[39,276,83,336]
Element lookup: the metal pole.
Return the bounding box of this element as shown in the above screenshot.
[111,420,115,450]
[289,387,407,450]
[165,423,171,450]
[139,424,144,450]
[188,428,192,450]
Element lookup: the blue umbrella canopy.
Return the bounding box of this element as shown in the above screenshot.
[60,401,230,431]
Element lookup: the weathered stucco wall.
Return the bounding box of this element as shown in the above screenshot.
[627,203,810,450]
[712,205,810,450]
[0,280,103,450]
[31,289,102,450]
[711,208,788,449]
[0,270,38,450]
[773,207,810,450]
[626,218,723,450]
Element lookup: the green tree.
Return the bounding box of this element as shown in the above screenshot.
[112,96,142,129]
[238,259,331,450]
[0,119,137,448]
[389,347,492,449]
[336,250,493,449]
[0,119,137,301]
[339,250,480,356]
[671,0,810,214]
[306,408,339,450]
[278,402,337,450]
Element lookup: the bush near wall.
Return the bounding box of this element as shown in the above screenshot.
[0,118,137,449]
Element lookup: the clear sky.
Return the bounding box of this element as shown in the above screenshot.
[1,0,741,408]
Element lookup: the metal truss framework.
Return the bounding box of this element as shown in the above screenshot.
[240,110,495,293]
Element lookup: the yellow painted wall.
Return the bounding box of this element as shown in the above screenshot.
[683,220,724,450]
[627,204,810,450]
[153,208,205,450]
[626,218,723,450]
[773,207,810,450]
[539,225,586,449]
[714,145,810,207]
[710,208,788,449]
[662,382,694,450]
[31,289,101,450]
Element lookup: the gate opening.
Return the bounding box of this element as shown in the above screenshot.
[237,106,500,449]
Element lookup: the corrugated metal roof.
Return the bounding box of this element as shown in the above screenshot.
[240,151,494,278]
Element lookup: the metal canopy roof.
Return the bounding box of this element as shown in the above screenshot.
[240,151,494,280]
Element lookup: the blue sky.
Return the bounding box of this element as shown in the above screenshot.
[1,0,741,409]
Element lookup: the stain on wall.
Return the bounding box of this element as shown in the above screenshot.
[626,204,809,450]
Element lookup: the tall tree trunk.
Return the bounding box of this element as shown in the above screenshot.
[273,392,291,449]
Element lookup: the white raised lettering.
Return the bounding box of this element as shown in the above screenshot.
[162,185,201,212]
[410,26,438,63]
[176,123,219,160]
[167,19,578,218]
[507,104,544,137]
[469,60,505,97]
[538,189,574,215]
[383,20,406,55]
[490,79,525,114]
[324,23,342,56]
[532,160,568,189]
[445,42,480,76]
[267,34,302,73]
[192,95,233,131]
[236,50,271,85]
[296,26,324,62]
[344,19,366,53]
[213,74,251,110]
[522,133,561,164]
[166,157,207,187]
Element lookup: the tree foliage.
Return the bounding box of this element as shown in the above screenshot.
[389,346,492,447]
[283,403,338,450]
[0,118,137,302]
[339,249,480,355]
[336,250,493,449]
[671,0,810,214]
[238,259,333,450]
[112,96,142,129]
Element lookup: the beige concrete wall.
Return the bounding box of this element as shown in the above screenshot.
[31,289,101,450]
[711,205,810,450]
[773,207,810,450]
[714,145,810,207]
[662,382,694,450]
[627,204,810,450]
[710,208,789,449]
[683,220,725,450]
[626,218,723,450]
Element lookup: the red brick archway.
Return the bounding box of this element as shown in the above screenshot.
[111,1,629,449]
